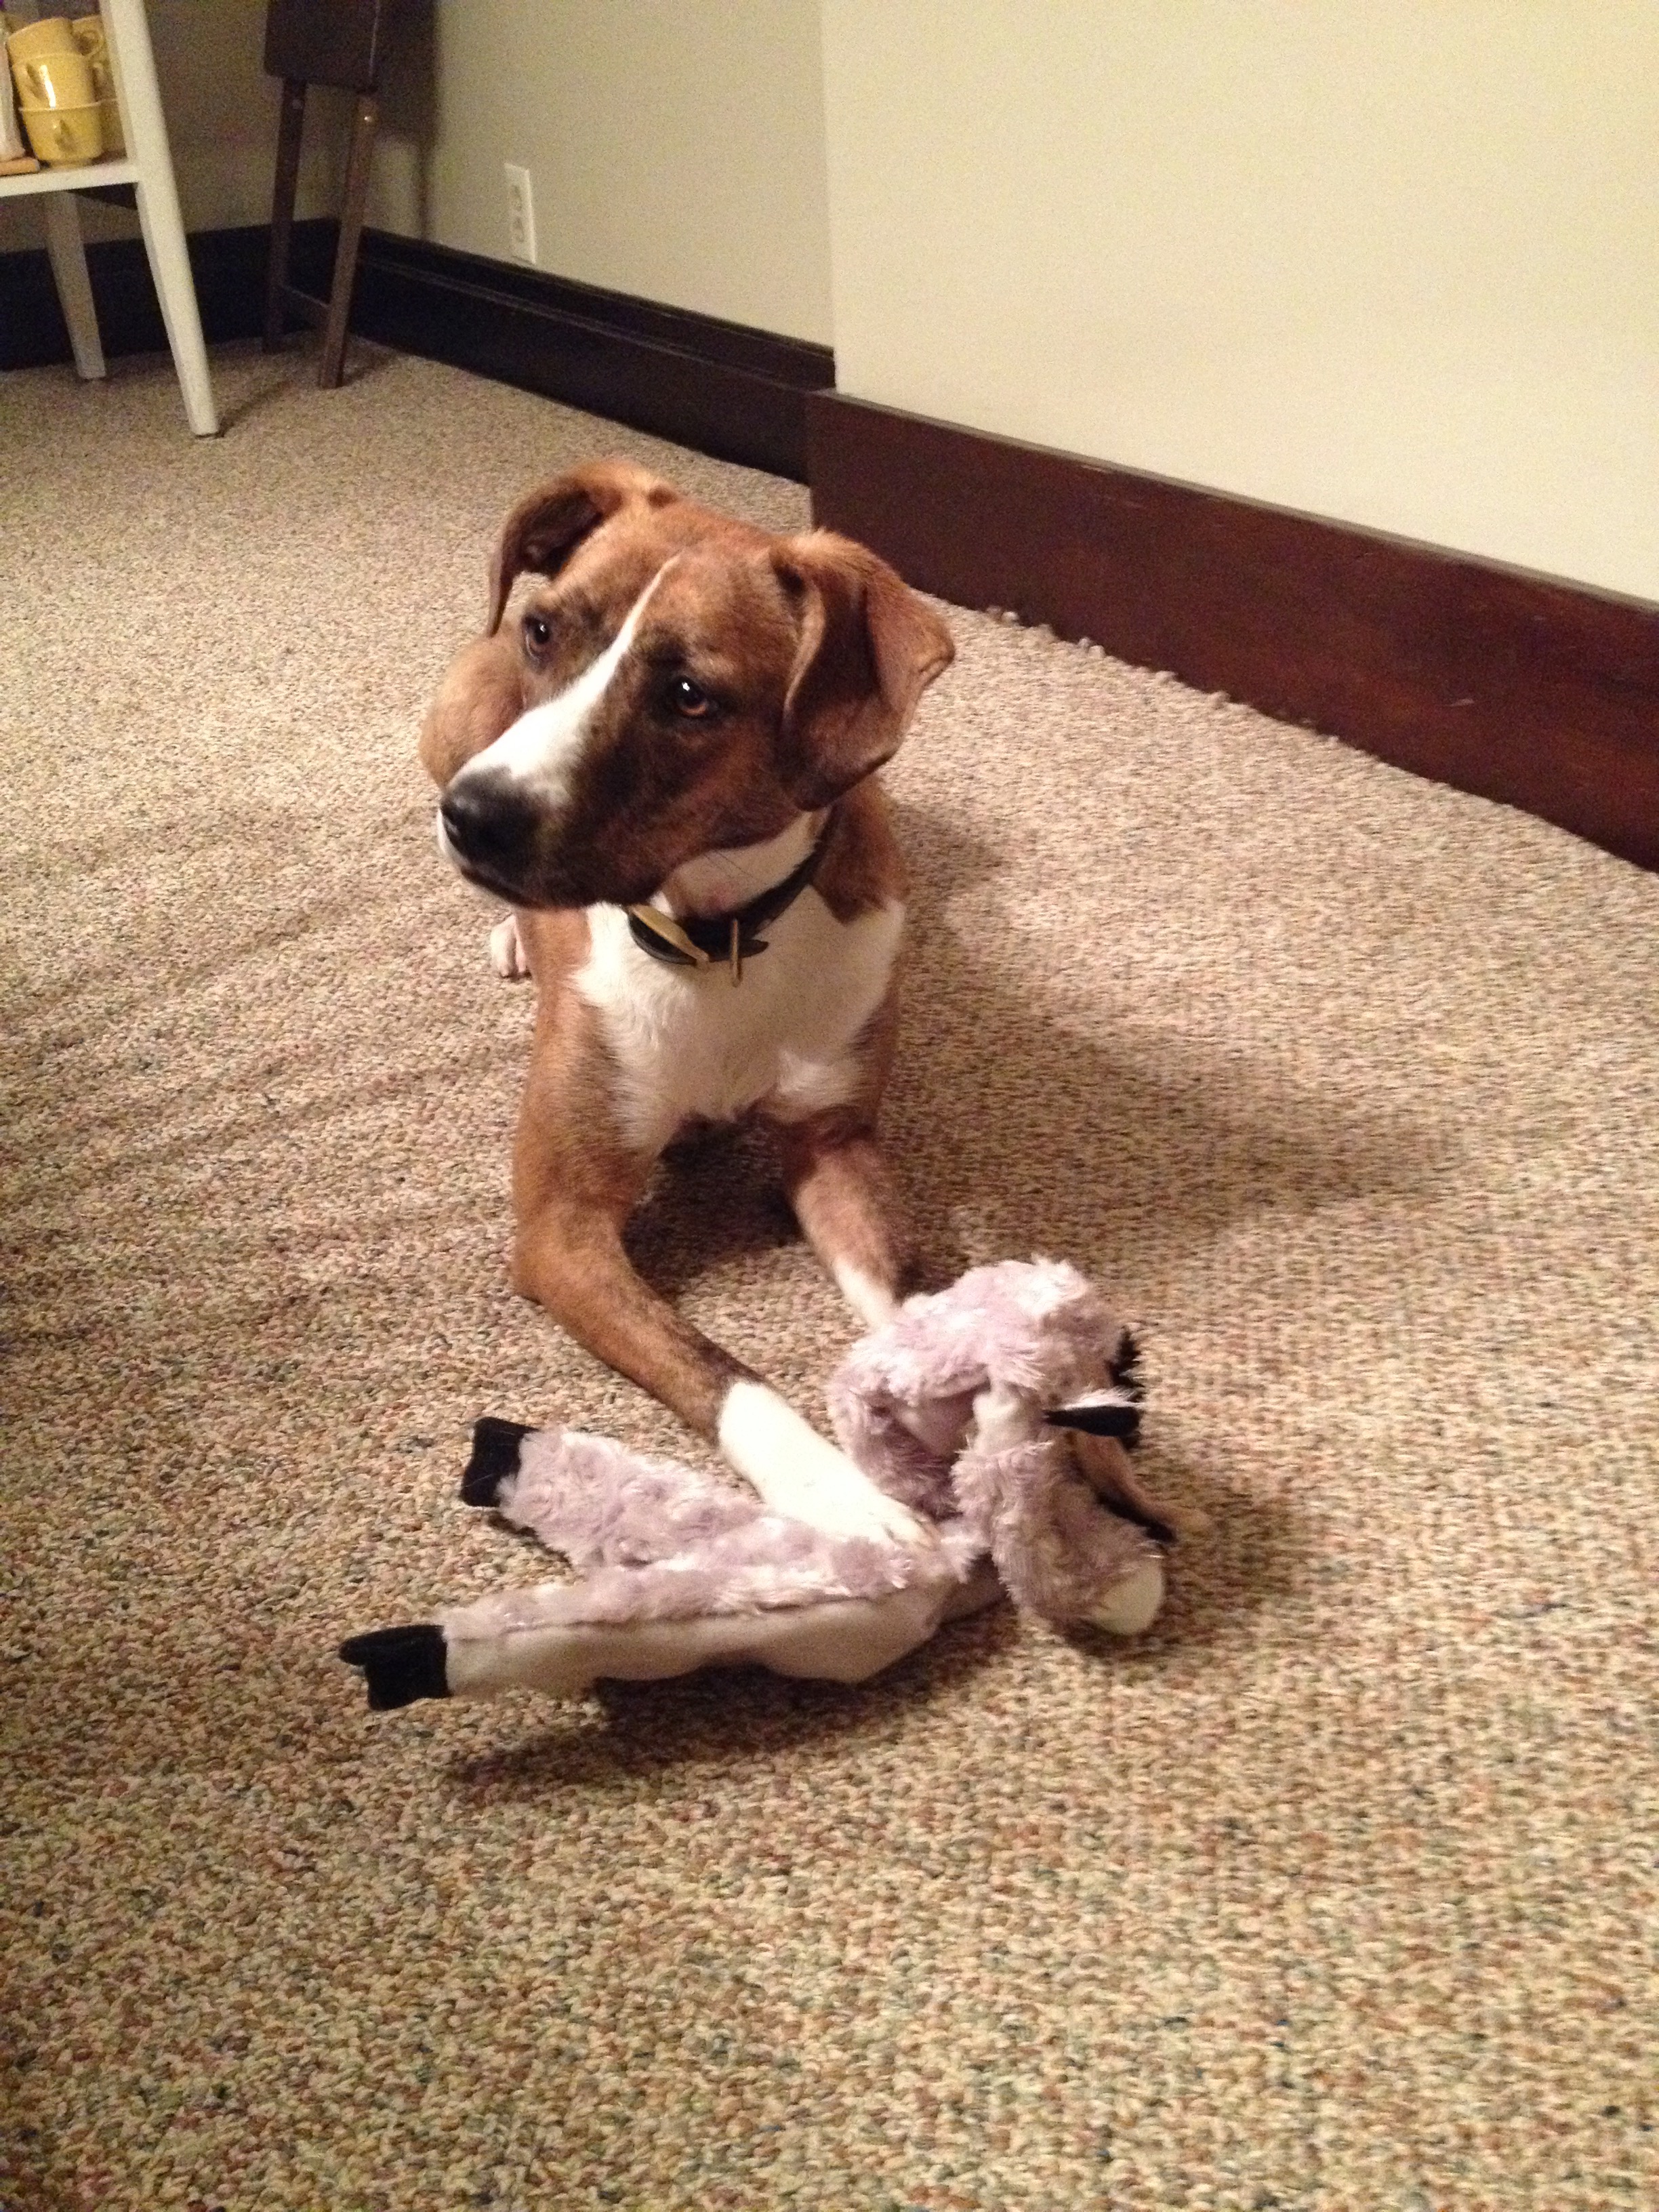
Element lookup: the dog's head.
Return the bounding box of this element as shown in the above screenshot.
[419,461,954,910]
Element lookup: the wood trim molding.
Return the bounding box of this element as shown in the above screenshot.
[808,392,1659,870]
[346,230,833,481]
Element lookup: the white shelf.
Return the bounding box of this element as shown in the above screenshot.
[2,0,214,431]
[0,159,140,199]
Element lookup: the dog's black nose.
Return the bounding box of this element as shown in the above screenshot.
[439,775,537,875]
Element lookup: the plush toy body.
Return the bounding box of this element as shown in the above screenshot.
[342,1261,1175,1711]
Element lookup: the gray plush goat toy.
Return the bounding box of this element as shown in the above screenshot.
[341,1259,1176,1710]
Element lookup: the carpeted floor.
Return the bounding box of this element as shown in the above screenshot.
[1,340,1654,2212]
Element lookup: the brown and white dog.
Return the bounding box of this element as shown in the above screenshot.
[419,461,954,1551]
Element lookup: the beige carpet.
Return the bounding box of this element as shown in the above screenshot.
[1,341,1654,2212]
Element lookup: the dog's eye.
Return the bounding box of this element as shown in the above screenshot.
[668,676,714,720]
[522,613,552,655]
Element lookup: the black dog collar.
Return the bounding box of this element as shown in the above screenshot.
[626,836,825,986]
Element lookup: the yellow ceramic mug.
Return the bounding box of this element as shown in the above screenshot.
[75,25,124,153]
[66,20,123,149]
[16,49,97,108]
[22,100,102,165]
[7,16,78,63]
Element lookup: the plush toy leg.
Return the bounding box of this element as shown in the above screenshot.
[340,1572,970,1708]
[338,1415,991,1709]
[1076,1538,1164,1636]
[458,1415,951,1624]
[1061,1426,1181,1547]
[460,1416,763,1568]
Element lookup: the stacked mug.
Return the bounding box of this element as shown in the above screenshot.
[7,10,123,169]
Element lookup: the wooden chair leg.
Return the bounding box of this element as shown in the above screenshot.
[317,91,377,389]
[264,78,306,352]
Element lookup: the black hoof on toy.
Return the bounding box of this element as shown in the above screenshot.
[1047,1398,1143,1446]
[338,1622,451,1710]
[459,1416,536,1508]
[1117,1500,1176,1549]
[1109,1328,1144,1401]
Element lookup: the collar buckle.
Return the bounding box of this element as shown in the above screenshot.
[625,826,828,985]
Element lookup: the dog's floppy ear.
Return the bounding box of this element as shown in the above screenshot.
[771,532,954,810]
[487,460,678,634]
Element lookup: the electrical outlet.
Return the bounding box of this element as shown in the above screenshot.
[504,163,537,266]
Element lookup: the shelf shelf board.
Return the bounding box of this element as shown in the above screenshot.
[0,159,140,201]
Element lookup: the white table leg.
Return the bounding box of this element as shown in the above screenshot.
[101,0,218,436]
[41,192,106,381]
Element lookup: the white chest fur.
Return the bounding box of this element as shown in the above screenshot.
[573,888,904,1157]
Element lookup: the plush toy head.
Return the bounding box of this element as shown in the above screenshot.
[829,1258,1168,1633]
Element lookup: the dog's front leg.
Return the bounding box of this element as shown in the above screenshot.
[779,1110,920,1328]
[513,1078,933,1553]
[515,1196,932,1550]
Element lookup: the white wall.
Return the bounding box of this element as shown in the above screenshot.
[821,1,1659,602]
[3,0,833,345]
[366,0,833,344]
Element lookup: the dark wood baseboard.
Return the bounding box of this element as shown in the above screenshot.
[808,392,1659,870]
[2,220,833,481]
[346,230,834,482]
[0,218,335,371]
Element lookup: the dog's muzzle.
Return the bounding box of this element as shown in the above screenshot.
[436,773,541,899]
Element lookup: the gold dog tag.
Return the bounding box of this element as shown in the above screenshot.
[627,905,712,967]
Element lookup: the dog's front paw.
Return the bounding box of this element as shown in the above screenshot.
[792,1474,937,1552]
[718,1380,936,1553]
[489,913,531,981]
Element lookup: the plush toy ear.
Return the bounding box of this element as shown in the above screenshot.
[771,532,954,810]
[487,460,679,634]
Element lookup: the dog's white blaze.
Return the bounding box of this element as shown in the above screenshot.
[574,890,904,1158]
[718,1379,930,1548]
[463,562,674,804]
